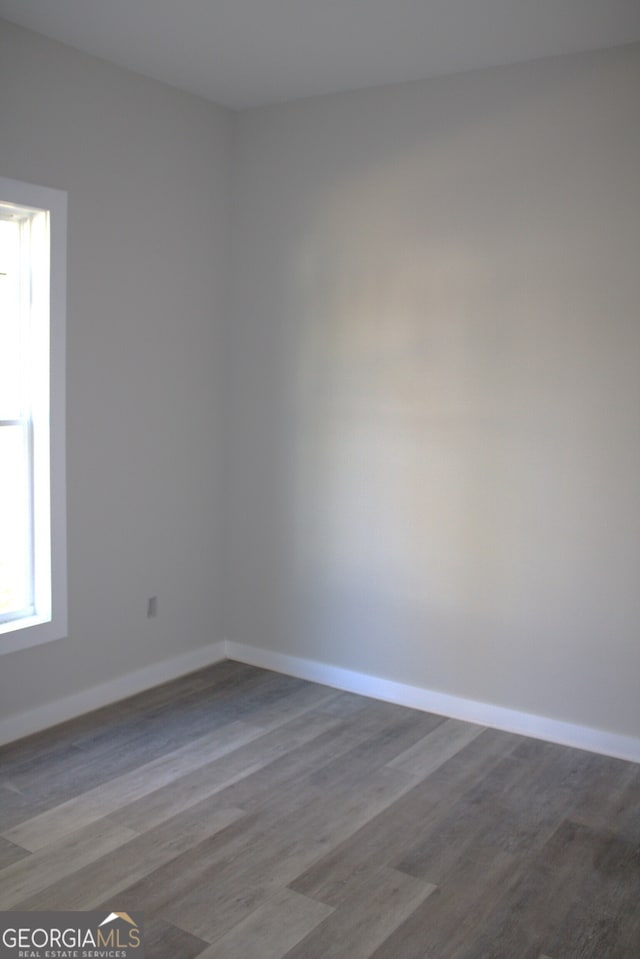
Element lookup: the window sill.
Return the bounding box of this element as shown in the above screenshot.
[0,614,66,655]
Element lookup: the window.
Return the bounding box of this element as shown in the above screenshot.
[0,177,67,655]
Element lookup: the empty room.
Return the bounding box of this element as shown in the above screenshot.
[0,2,639,957]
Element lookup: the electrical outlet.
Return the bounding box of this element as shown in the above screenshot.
[147,596,158,618]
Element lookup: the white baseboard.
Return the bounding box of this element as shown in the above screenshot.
[3,637,638,764]
[225,640,640,764]
[0,641,226,747]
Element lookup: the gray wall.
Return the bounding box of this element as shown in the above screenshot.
[2,20,639,743]
[0,21,231,719]
[228,44,640,738]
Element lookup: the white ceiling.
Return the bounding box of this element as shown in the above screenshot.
[1,0,639,110]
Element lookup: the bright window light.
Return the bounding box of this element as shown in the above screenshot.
[0,177,67,654]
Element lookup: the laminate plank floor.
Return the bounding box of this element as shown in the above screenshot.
[0,661,638,958]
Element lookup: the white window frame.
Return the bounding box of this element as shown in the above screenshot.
[0,176,67,655]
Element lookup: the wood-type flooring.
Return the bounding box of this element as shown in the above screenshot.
[0,660,638,958]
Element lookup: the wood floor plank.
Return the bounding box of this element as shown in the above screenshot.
[454,818,640,959]
[16,803,246,911]
[192,702,440,835]
[318,704,446,770]
[231,706,444,832]
[367,847,521,959]
[317,691,370,717]
[142,765,416,943]
[2,720,264,851]
[4,668,307,812]
[280,867,436,959]
[0,661,251,778]
[567,751,640,835]
[0,835,30,869]
[12,679,333,823]
[142,918,210,959]
[0,726,89,776]
[387,717,485,778]
[290,728,520,905]
[0,819,137,909]
[231,681,339,730]
[615,907,640,959]
[537,820,640,959]
[0,782,51,834]
[394,743,597,885]
[1,661,638,958]
[106,810,264,919]
[137,835,332,950]
[1,690,259,826]
[192,887,334,959]
[258,763,416,851]
[108,710,341,832]
[0,671,331,833]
